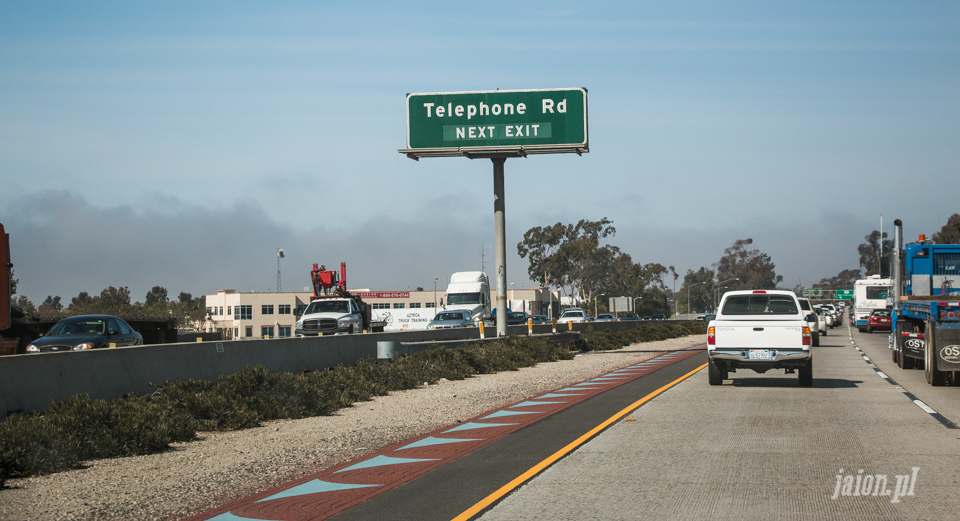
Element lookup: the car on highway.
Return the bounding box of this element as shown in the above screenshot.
[866,309,892,333]
[797,298,822,346]
[530,315,549,324]
[595,313,616,322]
[620,313,640,321]
[557,308,588,324]
[707,290,814,387]
[427,310,474,329]
[26,314,143,353]
[506,312,530,326]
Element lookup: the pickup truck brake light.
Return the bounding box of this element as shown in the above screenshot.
[752,291,766,294]
[707,326,715,345]
[802,326,811,346]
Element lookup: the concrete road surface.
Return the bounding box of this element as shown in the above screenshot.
[476,325,959,520]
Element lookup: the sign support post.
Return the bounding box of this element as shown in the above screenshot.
[493,157,507,337]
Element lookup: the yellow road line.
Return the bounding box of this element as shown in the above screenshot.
[451,362,708,521]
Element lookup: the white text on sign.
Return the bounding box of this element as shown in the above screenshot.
[423,99,567,120]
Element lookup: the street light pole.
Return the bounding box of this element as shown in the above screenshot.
[594,294,605,317]
[548,287,553,320]
[715,277,740,310]
[433,277,438,309]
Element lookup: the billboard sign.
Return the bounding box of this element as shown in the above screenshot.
[402,88,588,158]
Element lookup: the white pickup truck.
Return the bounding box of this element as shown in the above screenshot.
[707,290,815,387]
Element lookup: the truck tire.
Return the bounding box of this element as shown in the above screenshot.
[708,359,723,386]
[924,322,946,386]
[892,347,898,364]
[866,325,873,334]
[821,328,827,337]
[813,332,820,347]
[798,361,813,387]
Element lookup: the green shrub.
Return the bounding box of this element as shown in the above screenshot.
[581,321,707,352]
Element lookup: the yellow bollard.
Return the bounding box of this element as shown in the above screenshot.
[527,318,533,335]
[479,321,485,339]
[552,318,557,334]
[196,337,203,342]
[109,343,116,348]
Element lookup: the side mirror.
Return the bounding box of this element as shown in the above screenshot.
[805,314,816,322]
[109,329,121,335]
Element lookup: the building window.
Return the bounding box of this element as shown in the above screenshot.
[295,304,307,315]
[393,303,405,309]
[245,326,253,337]
[219,306,224,316]
[278,304,291,314]
[235,305,252,320]
[227,306,232,316]
[261,326,274,339]
[234,327,238,338]
[206,307,213,315]
[262,305,274,315]
[425,302,436,308]
[410,302,421,308]
[278,326,291,338]
[372,303,389,309]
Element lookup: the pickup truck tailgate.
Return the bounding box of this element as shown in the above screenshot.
[714,320,804,349]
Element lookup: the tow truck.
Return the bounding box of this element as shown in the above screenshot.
[294,262,385,336]
[889,219,960,386]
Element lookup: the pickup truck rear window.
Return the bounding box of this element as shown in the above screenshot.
[721,295,799,315]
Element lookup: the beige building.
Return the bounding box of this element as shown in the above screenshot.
[203,287,562,339]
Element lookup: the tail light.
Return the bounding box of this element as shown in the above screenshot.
[802,326,811,346]
[708,326,715,345]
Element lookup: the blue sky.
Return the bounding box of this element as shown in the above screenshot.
[2,1,958,303]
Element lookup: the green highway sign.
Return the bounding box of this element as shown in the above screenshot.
[802,289,823,297]
[401,88,588,158]
[836,289,854,300]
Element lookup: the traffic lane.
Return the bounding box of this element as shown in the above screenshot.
[850,324,959,427]
[477,330,960,520]
[328,350,707,521]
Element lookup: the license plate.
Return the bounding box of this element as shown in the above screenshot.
[748,350,772,360]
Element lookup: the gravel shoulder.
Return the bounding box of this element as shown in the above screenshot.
[0,335,705,521]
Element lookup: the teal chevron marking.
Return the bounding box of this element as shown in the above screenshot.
[481,410,545,419]
[334,455,439,473]
[255,479,381,502]
[538,393,582,399]
[443,422,517,433]
[510,400,564,408]
[396,436,481,450]
[207,512,262,521]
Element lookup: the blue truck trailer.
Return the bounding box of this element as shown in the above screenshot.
[889,219,960,386]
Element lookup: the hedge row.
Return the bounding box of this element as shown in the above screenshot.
[0,323,704,484]
[579,321,707,352]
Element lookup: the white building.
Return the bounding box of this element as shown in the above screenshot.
[203,287,563,339]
